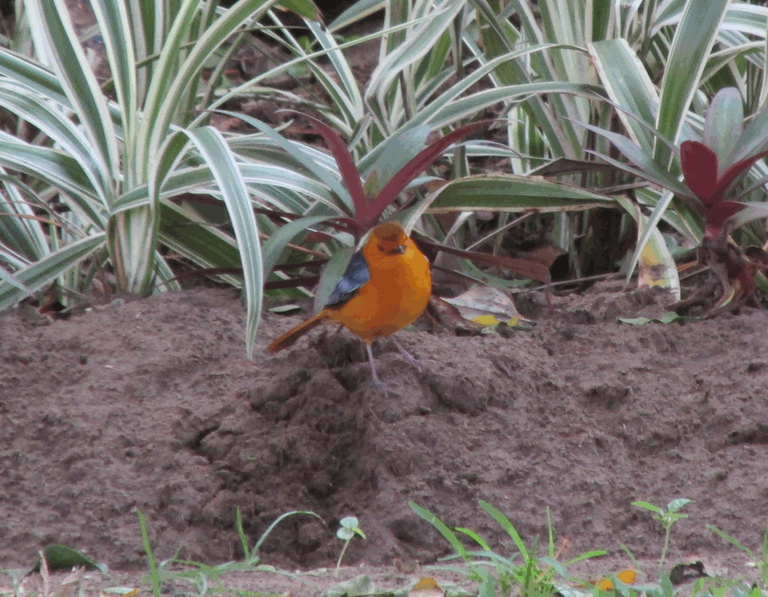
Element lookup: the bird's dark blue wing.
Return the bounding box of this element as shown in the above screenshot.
[326,250,370,308]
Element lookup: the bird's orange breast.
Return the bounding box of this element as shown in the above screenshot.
[329,240,431,342]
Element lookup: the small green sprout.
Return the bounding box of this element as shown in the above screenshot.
[633,498,692,576]
[335,516,366,578]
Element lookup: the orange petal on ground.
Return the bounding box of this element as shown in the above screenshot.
[409,576,444,597]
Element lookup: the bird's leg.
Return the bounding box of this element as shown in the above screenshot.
[365,341,383,387]
[391,337,422,372]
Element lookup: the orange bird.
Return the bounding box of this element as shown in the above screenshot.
[268,221,432,386]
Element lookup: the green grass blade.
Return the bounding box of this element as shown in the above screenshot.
[624,187,680,262]
[707,525,755,558]
[251,511,321,556]
[235,507,250,560]
[727,203,768,232]
[361,43,579,168]
[368,120,486,224]
[135,509,162,597]
[578,122,693,200]
[195,17,435,128]
[0,84,118,221]
[360,125,430,189]
[109,206,158,293]
[563,550,608,566]
[479,501,530,566]
[153,251,182,293]
[721,3,768,38]
[537,0,592,125]
[456,527,493,551]
[112,135,184,293]
[761,31,768,111]
[115,161,336,216]
[410,502,473,563]
[636,187,703,242]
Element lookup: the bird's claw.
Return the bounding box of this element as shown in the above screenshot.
[392,338,422,372]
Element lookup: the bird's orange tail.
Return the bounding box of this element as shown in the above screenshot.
[268,309,331,352]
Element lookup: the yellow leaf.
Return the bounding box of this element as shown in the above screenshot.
[597,578,614,591]
[617,569,636,584]
[409,576,444,597]
[595,569,636,591]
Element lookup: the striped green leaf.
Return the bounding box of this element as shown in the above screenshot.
[262,215,333,279]
[421,174,617,214]
[589,39,658,151]
[654,0,729,163]
[0,265,31,295]
[27,0,119,201]
[0,233,107,310]
[329,0,385,31]
[179,127,263,359]
[90,0,138,184]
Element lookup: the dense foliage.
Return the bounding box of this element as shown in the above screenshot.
[1,0,767,350]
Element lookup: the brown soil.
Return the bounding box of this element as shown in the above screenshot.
[2,285,767,591]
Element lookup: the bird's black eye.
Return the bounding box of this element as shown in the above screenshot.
[378,245,385,252]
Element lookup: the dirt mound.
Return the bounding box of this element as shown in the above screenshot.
[1,287,766,574]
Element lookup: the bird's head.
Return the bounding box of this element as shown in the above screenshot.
[368,222,409,256]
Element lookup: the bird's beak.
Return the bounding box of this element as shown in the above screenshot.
[388,244,406,255]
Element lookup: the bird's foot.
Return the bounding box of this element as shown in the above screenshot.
[391,338,422,372]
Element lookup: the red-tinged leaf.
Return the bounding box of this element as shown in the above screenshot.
[300,217,365,241]
[737,267,756,296]
[264,276,320,290]
[711,149,768,203]
[416,238,551,285]
[719,249,749,285]
[706,200,745,226]
[272,259,326,272]
[335,217,367,236]
[427,296,479,334]
[367,121,490,227]
[680,141,718,205]
[304,116,369,225]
